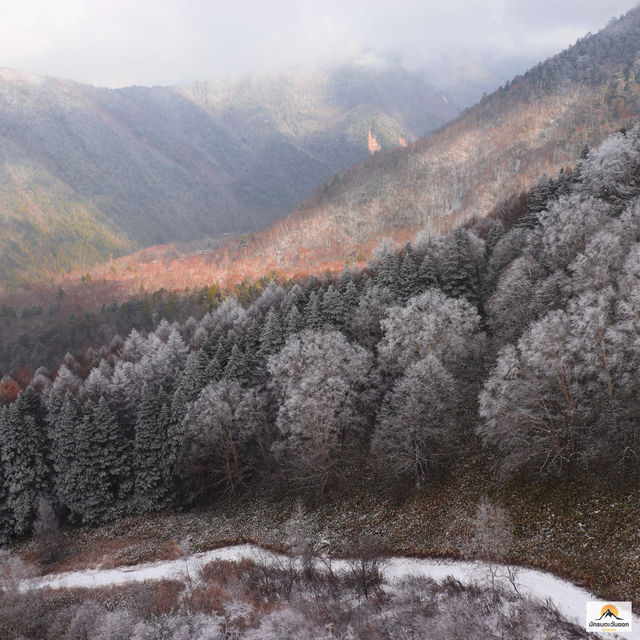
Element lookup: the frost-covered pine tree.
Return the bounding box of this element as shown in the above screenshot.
[303,290,323,330]
[485,219,505,258]
[259,309,284,358]
[375,252,400,295]
[134,385,170,511]
[286,282,306,311]
[441,228,479,305]
[0,388,48,534]
[223,344,250,384]
[121,328,147,362]
[341,280,360,338]
[0,459,13,543]
[81,367,111,403]
[51,393,83,516]
[418,252,439,290]
[172,349,208,426]
[74,397,131,523]
[202,325,223,359]
[518,174,555,229]
[322,285,345,328]
[203,353,223,384]
[337,268,355,293]
[284,303,304,337]
[205,332,234,382]
[51,363,81,398]
[153,328,188,392]
[399,248,420,302]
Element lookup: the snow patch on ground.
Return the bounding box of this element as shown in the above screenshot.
[23,544,639,638]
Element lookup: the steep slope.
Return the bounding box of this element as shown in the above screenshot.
[0,63,457,289]
[13,8,640,301]
[180,7,640,282]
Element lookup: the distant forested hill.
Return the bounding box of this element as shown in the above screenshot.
[196,7,640,281]
[0,63,457,289]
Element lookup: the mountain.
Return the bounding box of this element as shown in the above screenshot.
[598,609,623,620]
[0,62,457,289]
[421,53,540,109]
[162,7,640,285]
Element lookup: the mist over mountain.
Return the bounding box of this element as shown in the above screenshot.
[0,61,457,289]
[191,6,640,284]
[11,6,640,308]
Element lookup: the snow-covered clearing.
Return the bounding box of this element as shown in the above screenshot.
[22,544,639,637]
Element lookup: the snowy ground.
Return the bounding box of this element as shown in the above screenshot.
[22,544,639,638]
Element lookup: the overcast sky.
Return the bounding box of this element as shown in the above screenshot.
[0,0,636,87]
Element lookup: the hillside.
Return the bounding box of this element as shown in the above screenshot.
[3,74,640,638]
[4,9,640,352]
[33,7,640,301]
[3,116,640,623]
[0,62,457,289]
[173,7,640,282]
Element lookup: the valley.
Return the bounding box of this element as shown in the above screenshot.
[1,5,640,640]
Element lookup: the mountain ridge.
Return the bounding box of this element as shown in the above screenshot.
[193,7,640,282]
[0,62,457,289]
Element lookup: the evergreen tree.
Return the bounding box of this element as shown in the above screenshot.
[134,385,170,511]
[418,253,439,290]
[305,274,322,295]
[0,389,48,534]
[159,329,189,392]
[259,309,284,358]
[203,354,223,383]
[399,249,420,301]
[51,393,82,517]
[303,291,323,329]
[172,350,208,424]
[375,253,400,294]
[0,459,13,542]
[241,322,263,380]
[202,326,223,359]
[223,344,250,383]
[342,280,359,311]
[320,271,333,292]
[485,220,505,258]
[75,397,130,523]
[519,175,555,229]
[205,331,233,382]
[341,280,360,337]
[322,286,345,328]
[284,304,304,337]
[337,269,354,293]
[441,229,479,305]
[287,283,307,310]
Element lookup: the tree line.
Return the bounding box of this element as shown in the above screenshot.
[2,123,640,541]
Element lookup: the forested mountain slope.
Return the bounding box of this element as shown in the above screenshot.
[8,9,639,301]
[0,63,456,289]
[4,121,640,521]
[190,7,640,281]
[2,115,640,608]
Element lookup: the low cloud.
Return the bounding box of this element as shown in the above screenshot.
[0,0,636,86]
